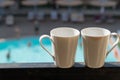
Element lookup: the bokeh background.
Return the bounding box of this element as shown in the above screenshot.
[0,0,120,63]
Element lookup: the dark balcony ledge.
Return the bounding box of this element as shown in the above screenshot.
[0,62,120,80]
[0,62,120,68]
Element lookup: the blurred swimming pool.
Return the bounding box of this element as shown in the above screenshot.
[0,36,117,63]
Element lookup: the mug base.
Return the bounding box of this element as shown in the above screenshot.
[54,62,73,68]
[57,65,73,68]
[86,65,104,68]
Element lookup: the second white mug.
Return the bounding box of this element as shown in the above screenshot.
[81,27,119,68]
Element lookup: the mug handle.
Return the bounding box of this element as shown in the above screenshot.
[106,33,119,56]
[39,35,55,60]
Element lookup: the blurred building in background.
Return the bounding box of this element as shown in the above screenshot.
[0,0,120,24]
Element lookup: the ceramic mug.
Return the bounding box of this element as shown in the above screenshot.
[39,27,80,68]
[81,27,119,68]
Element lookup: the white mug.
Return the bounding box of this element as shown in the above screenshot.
[39,27,80,68]
[81,27,119,68]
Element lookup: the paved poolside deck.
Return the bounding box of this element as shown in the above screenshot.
[0,16,120,39]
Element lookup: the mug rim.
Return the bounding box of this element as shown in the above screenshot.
[50,27,80,37]
[81,27,111,37]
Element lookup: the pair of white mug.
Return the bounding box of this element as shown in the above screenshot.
[39,27,119,68]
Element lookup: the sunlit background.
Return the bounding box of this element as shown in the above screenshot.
[0,0,120,63]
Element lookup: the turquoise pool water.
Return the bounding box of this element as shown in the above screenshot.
[0,36,117,63]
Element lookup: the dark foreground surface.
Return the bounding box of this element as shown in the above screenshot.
[0,62,120,80]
